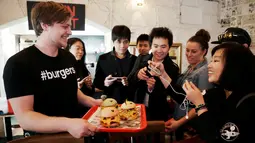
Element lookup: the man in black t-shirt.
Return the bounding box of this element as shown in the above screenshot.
[3,1,101,138]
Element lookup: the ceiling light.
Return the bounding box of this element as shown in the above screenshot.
[136,0,144,6]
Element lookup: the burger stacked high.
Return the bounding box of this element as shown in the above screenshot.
[100,98,120,128]
[119,100,138,120]
[100,98,138,128]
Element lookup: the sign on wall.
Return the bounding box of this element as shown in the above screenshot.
[27,1,85,31]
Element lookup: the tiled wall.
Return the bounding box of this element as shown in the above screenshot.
[219,0,255,53]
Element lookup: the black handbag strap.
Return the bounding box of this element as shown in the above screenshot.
[236,92,255,108]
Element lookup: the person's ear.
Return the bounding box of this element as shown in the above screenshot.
[202,49,207,56]
[243,43,249,48]
[40,23,49,31]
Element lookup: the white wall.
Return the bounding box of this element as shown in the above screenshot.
[0,30,3,98]
[0,28,17,105]
[0,0,222,97]
[0,0,222,70]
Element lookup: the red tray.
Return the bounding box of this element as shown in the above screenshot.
[82,104,147,132]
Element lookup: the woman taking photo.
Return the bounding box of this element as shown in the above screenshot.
[183,42,255,142]
[150,42,255,142]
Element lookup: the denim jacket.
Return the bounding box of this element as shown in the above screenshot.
[174,59,214,119]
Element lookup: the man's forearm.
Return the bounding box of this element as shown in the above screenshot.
[77,89,95,107]
[160,71,172,88]
[18,111,70,133]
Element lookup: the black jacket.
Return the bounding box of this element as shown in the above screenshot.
[195,88,255,143]
[128,54,179,121]
[93,49,137,103]
[75,60,95,96]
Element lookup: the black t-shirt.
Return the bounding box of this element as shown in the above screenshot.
[116,57,130,76]
[3,45,79,118]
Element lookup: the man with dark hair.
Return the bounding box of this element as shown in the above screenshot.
[94,25,137,103]
[136,34,150,55]
[211,27,252,48]
[3,1,101,138]
[129,27,179,121]
[128,27,179,142]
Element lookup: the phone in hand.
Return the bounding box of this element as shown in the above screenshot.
[145,69,153,78]
[108,77,123,80]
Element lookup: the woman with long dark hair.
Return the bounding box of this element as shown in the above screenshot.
[66,38,95,116]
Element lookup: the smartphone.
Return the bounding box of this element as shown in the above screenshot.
[108,77,122,80]
[145,69,152,78]
[77,76,86,82]
[112,77,123,80]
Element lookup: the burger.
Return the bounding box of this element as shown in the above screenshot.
[119,100,138,120]
[100,107,120,128]
[101,98,118,109]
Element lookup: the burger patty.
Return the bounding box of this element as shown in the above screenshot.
[100,115,120,128]
[119,108,138,120]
